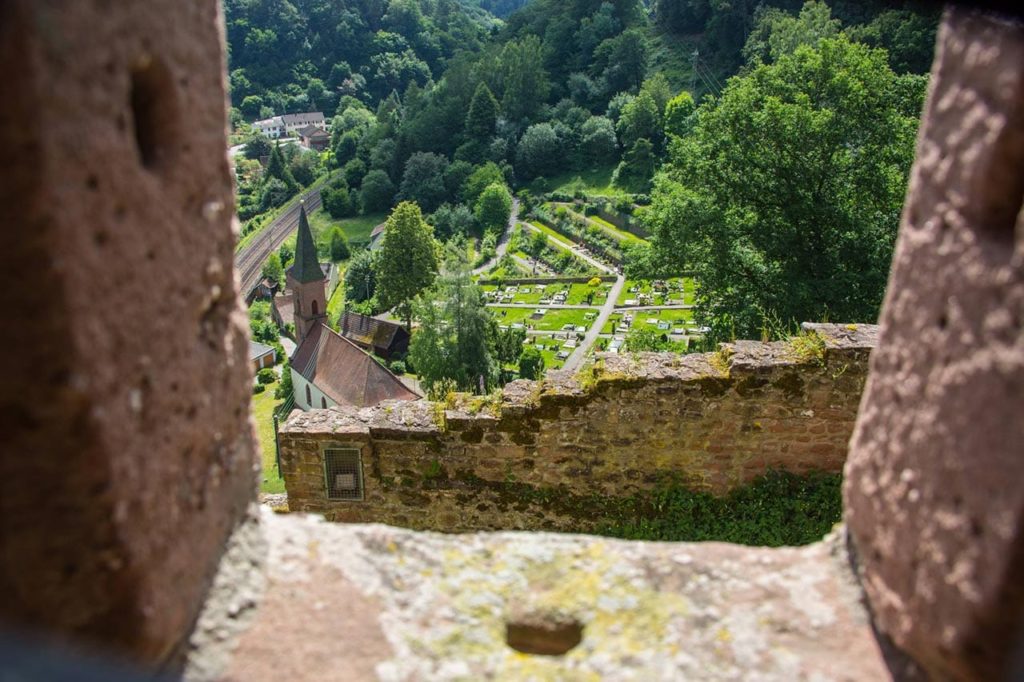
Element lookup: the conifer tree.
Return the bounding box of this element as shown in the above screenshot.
[465,83,499,143]
[266,141,298,194]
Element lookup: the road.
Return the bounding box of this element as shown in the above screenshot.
[236,186,323,296]
[472,199,519,276]
[562,272,626,372]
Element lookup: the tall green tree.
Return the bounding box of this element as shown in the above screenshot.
[375,202,439,327]
[344,250,377,303]
[465,82,500,144]
[409,258,496,396]
[265,142,298,194]
[474,183,513,233]
[328,228,350,262]
[499,36,550,122]
[645,36,921,339]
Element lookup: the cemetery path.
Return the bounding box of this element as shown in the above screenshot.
[562,273,626,372]
[511,254,557,277]
[519,222,616,275]
[472,199,519,276]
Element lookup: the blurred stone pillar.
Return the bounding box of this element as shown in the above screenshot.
[0,0,256,668]
[844,7,1024,680]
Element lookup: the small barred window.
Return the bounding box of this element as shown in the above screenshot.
[323,448,363,501]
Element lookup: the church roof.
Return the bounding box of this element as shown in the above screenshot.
[291,324,420,408]
[289,205,323,284]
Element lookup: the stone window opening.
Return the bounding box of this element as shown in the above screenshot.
[323,448,364,501]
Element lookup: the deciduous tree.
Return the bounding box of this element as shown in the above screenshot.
[375,202,439,327]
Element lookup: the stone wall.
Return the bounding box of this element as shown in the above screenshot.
[844,8,1024,680]
[0,0,256,668]
[280,323,876,532]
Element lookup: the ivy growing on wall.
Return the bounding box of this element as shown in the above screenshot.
[599,470,842,546]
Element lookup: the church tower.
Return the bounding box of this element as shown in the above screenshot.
[288,204,327,346]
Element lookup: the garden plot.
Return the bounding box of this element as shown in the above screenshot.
[491,306,594,334]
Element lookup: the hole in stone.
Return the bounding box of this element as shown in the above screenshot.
[970,518,983,538]
[506,616,583,656]
[129,57,180,171]
[94,231,110,247]
[86,175,99,191]
[937,312,947,330]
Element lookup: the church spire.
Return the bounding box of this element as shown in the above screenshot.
[290,203,323,284]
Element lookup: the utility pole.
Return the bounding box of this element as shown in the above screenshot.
[690,48,700,94]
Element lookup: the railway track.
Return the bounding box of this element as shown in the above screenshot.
[236,187,323,296]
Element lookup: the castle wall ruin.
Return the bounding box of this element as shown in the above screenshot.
[279,323,875,532]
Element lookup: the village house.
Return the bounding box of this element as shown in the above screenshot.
[253,111,326,139]
[338,311,410,360]
[286,206,418,410]
[248,340,276,371]
[298,124,330,151]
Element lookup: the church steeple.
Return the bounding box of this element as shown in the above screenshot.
[290,204,323,283]
[288,203,327,346]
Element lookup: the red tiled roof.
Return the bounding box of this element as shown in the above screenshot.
[291,324,419,408]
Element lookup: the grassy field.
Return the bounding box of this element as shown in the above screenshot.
[252,380,286,494]
[309,210,386,245]
[526,220,575,247]
[326,263,348,323]
[589,214,646,245]
[544,165,627,197]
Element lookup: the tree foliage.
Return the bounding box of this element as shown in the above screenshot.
[645,36,921,339]
[375,202,439,327]
[409,258,495,395]
[474,183,513,233]
[344,250,377,303]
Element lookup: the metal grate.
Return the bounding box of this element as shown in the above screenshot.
[323,448,363,501]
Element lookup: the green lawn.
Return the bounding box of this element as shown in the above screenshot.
[527,220,575,247]
[490,306,595,333]
[326,263,348,323]
[544,165,627,198]
[309,210,386,245]
[252,380,287,494]
[589,214,646,245]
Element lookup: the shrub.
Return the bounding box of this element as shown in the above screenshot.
[390,360,406,375]
[256,368,277,384]
[252,383,266,394]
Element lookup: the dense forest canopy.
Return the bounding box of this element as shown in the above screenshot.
[230,0,940,341]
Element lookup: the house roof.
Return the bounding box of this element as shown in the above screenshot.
[368,222,386,251]
[288,205,323,284]
[299,125,329,139]
[291,324,420,408]
[249,340,275,361]
[339,311,408,351]
[281,112,325,125]
[272,294,294,327]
